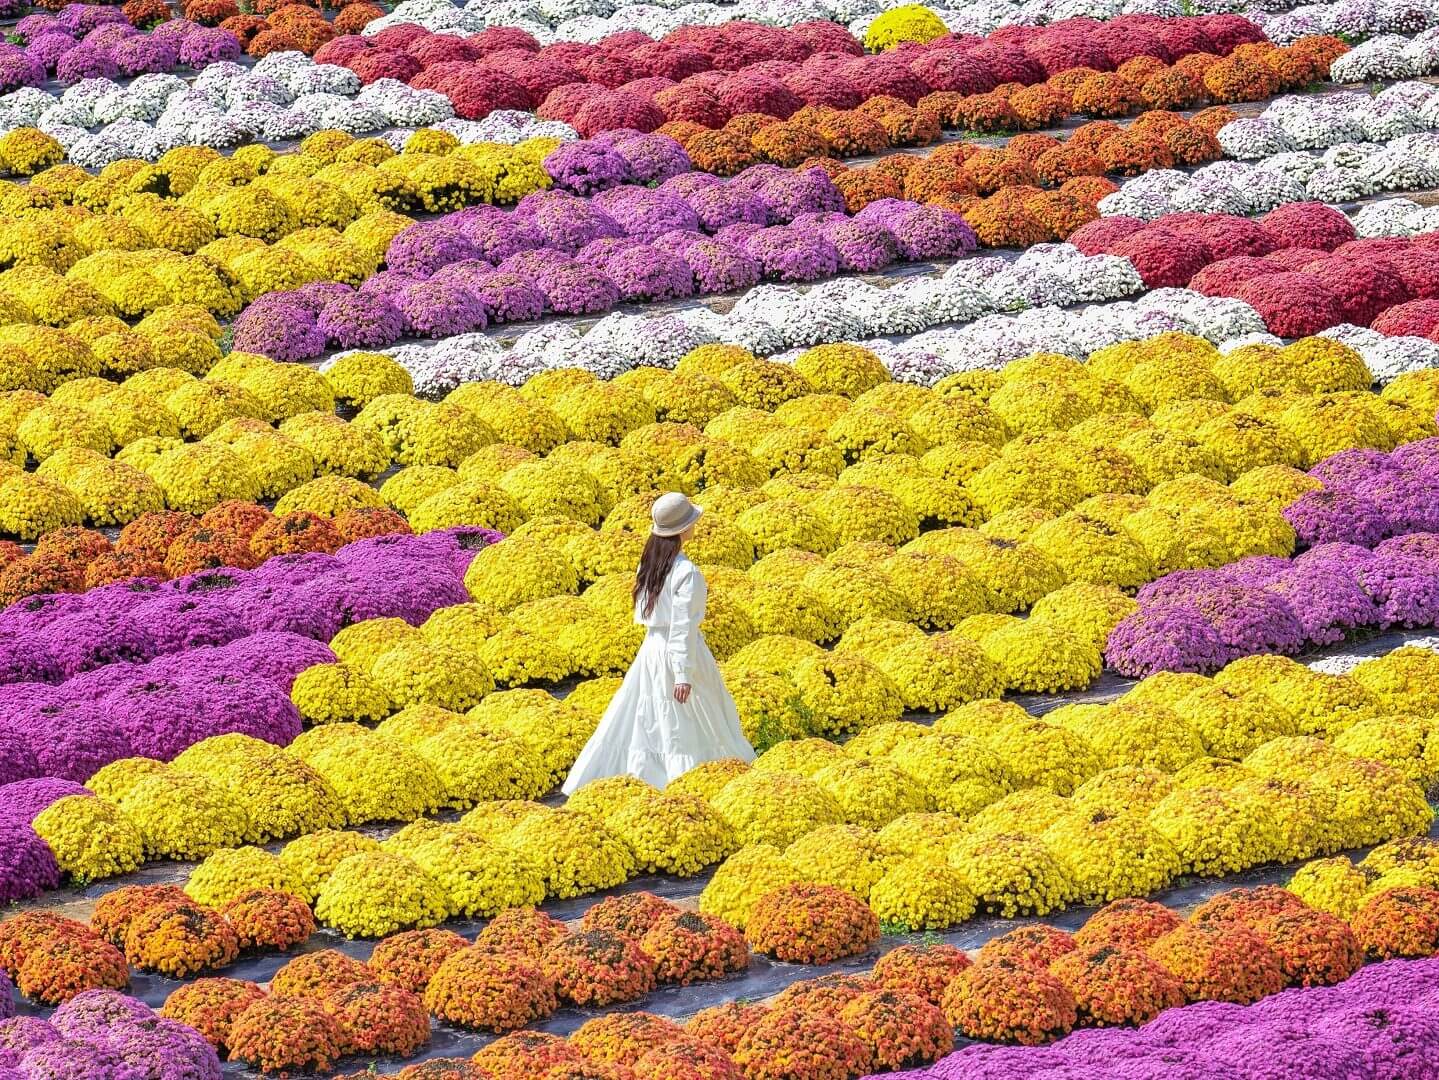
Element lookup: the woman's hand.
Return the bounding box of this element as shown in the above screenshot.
[674,683,691,704]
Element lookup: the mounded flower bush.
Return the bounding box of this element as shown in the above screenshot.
[745,883,879,964]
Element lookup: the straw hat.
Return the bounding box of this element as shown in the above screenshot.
[651,492,703,537]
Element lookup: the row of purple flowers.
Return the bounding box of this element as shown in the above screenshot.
[883,956,1439,1080]
[0,989,221,1080]
[0,527,499,903]
[2,9,240,89]
[235,158,979,359]
[1108,440,1439,677]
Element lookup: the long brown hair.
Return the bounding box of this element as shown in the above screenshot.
[633,532,683,617]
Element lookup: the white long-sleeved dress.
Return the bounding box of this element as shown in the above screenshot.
[560,554,755,794]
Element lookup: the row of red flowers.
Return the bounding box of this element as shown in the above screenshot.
[1072,205,1439,334]
[301,14,1267,137]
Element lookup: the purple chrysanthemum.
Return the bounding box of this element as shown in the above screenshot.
[1282,489,1394,549]
[684,240,763,294]
[1104,604,1229,676]
[603,244,695,301]
[317,292,407,349]
[393,279,487,337]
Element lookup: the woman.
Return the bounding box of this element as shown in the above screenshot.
[561,492,755,794]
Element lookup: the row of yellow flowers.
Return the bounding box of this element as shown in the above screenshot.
[34,645,1436,940]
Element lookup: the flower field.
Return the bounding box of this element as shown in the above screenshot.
[2,0,1439,1075]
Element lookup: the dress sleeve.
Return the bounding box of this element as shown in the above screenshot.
[666,562,705,682]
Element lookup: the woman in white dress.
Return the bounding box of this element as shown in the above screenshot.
[561,492,756,794]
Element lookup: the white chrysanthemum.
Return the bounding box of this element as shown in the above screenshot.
[899,277,993,327]
[1331,36,1424,82]
[1218,118,1296,160]
[3,86,61,126]
[224,73,295,110]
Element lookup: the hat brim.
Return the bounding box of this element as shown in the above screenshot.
[651,503,703,537]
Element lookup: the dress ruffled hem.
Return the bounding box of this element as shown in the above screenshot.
[559,623,756,795]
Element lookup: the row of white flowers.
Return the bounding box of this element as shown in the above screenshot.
[1251,1,1438,45]
[0,51,573,158]
[1328,27,1439,79]
[0,68,575,166]
[1354,195,1439,235]
[1102,86,1439,219]
[1218,82,1439,156]
[318,234,1436,398]
[318,243,1143,393]
[343,276,1438,398]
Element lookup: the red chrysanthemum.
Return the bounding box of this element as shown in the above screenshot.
[1260,201,1357,252]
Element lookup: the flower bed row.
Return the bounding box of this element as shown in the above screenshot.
[19,633,1433,921]
[0,987,221,1078]
[0,301,228,395]
[11,65,454,155]
[0,10,241,95]
[11,850,1435,1078]
[149,872,1439,1074]
[1107,125,1439,223]
[1098,141,1439,226]
[381,263,1216,396]
[1073,205,1439,336]
[359,13,1264,86]
[357,955,1439,1079]
[653,40,1347,182]
[0,886,316,1001]
[0,525,483,693]
[0,28,1366,186]
[798,110,1226,210]
[895,936,1438,1078]
[806,880,1436,1056]
[1108,532,1439,677]
[236,198,985,360]
[0,44,569,159]
[1255,0,1439,45]
[1357,195,1439,237]
[0,355,421,537]
[0,128,557,265]
[1222,81,1437,156]
[1326,26,1439,80]
[462,274,1439,399]
[426,29,1306,144]
[0,139,538,290]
